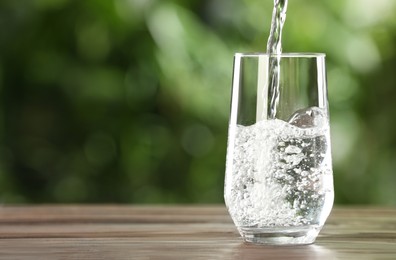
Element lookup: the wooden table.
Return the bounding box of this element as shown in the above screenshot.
[0,206,395,259]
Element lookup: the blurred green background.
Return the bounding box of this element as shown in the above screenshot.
[0,0,395,204]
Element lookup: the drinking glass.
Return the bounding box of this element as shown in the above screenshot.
[224,53,334,245]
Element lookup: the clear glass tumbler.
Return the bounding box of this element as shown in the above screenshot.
[224,53,334,245]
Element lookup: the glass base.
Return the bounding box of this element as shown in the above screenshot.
[238,225,321,245]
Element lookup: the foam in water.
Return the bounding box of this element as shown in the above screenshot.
[225,107,333,229]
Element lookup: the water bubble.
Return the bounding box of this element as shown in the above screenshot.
[225,107,333,227]
[288,106,327,129]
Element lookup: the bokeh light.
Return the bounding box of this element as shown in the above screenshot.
[1,0,396,204]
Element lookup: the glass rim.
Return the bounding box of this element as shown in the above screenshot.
[235,52,326,58]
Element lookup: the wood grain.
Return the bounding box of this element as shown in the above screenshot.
[0,205,395,259]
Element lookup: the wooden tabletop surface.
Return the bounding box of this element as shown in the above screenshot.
[0,205,395,259]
